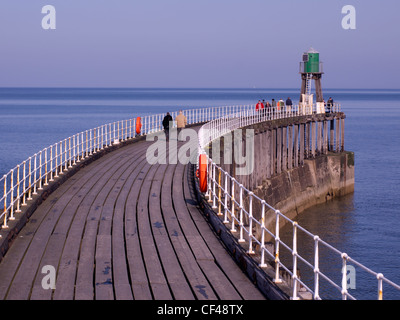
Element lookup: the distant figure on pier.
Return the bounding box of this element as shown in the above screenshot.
[278,99,284,114]
[255,100,264,111]
[271,99,276,116]
[265,101,271,117]
[286,97,293,115]
[162,112,173,141]
[175,110,187,141]
[326,97,334,113]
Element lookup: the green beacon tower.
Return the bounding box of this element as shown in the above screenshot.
[299,48,324,114]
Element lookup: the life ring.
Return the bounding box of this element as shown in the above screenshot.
[198,154,208,193]
[136,117,142,135]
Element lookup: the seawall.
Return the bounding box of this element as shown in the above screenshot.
[253,151,354,237]
[216,112,354,235]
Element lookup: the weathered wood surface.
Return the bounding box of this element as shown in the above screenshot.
[0,132,265,300]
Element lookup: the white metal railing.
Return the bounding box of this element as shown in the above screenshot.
[2,103,326,231]
[197,103,400,300]
[0,106,243,230]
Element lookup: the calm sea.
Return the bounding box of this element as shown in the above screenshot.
[0,88,399,300]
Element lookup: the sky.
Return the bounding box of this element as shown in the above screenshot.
[0,0,399,89]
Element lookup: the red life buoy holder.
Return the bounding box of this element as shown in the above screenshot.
[198,154,208,193]
[136,117,142,135]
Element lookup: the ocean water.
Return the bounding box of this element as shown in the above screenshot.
[0,87,399,300]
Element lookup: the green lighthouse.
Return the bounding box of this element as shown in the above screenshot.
[299,47,324,114]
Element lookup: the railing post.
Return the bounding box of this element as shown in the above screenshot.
[247,192,254,254]
[2,175,7,229]
[10,169,14,220]
[238,185,244,243]
[27,157,32,200]
[16,165,21,213]
[44,148,49,185]
[64,139,68,171]
[274,210,282,283]
[59,142,64,175]
[292,221,299,300]
[38,151,43,190]
[230,178,236,232]
[377,273,383,300]
[341,253,349,300]
[22,161,27,205]
[223,173,229,223]
[212,164,217,209]
[33,154,38,195]
[314,235,320,300]
[259,201,267,267]
[217,168,222,215]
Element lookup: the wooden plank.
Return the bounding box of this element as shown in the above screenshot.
[125,160,153,300]
[95,235,114,300]
[161,163,217,300]
[149,164,194,300]
[137,162,172,300]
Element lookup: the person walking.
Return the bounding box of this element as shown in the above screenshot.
[175,110,187,141]
[162,112,173,141]
[255,100,264,111]
[326,97,334,113]
[271,99,276,117]
[265,101,271,118]
[286,97,293,116]
[279,99,284,116]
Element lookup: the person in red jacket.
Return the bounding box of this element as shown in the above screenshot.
[255,100,264,111]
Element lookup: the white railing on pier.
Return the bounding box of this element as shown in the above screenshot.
[3,103,322,230]
[197,103,400,300]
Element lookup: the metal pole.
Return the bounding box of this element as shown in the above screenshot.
[2,175,7,228]
[238,185,244,243]
[341,253,349,300]
[314,236,320,300]
[292,221,299,300]
[259,201,267,267]
[274,210,282,283]
[231,178,236,232]
[248,192,254,254]
[377,273,383,300]
[217,168,222,215]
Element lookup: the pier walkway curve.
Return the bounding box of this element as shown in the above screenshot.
[0,126,266,300]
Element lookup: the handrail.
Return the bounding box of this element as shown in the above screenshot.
[0,106,236,229]
[197,103,400,300]
[2,103,306,230]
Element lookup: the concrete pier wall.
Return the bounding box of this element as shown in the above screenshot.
[215,112,354,236]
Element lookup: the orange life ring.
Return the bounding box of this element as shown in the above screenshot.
[198,154,208,193]
[136,117,142,135]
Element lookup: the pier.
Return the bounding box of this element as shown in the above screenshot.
[0,104,399,300]
[0,129,265,300]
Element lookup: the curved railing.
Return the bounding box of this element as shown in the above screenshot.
[0,107,225,229]
[0,105,275,230]
[197,103,400,300]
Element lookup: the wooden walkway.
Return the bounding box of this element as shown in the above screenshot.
[0,130,265,300]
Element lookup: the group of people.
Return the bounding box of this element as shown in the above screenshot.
[256,96,335,113]
[255,97,293,113]
[162,110,187,141]
[160,96,335,141]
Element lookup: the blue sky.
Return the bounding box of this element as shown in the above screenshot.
[0,0,399,88]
